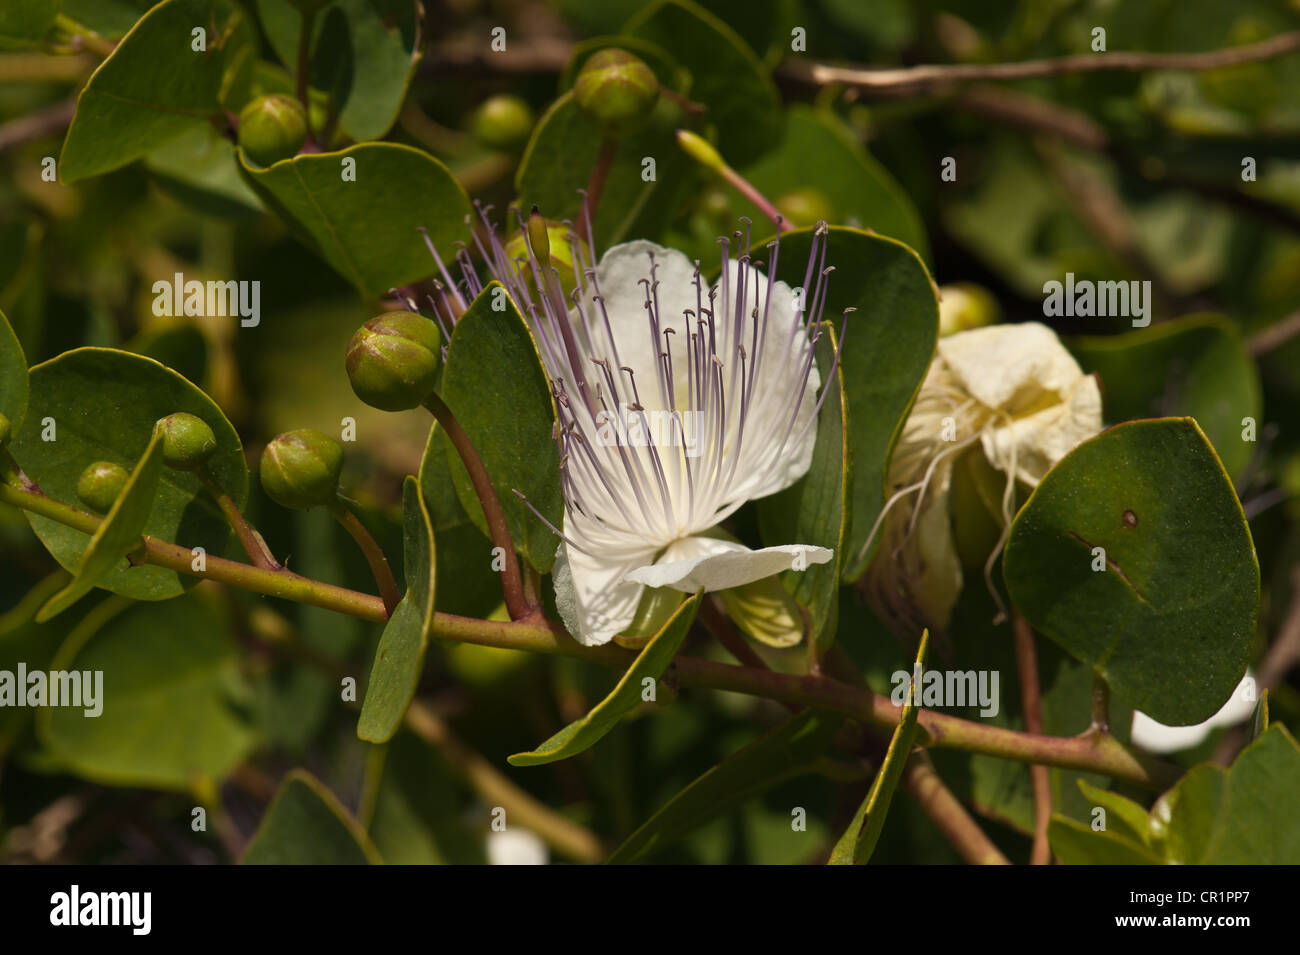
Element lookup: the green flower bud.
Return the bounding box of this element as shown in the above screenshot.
[0,412,10,449]
[504,215,590,301]
[259,429,343,510]
[238,94,308,167]
[470,95,535,151]
[77,461,129,513]
[157,412,217,471]
[346,313,442,412]
[573,48,659,137]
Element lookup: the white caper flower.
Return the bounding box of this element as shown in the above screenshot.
[860,321,1103,633]
[423,212,843,646]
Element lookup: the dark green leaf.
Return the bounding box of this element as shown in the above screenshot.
[1069,315,1261,476]
[758,322,850,652]
[243,769,382,864]
[623,0,781,164]
[438,281,563,574]
[509,592,701,766]
[736,106,929,259]
[12,348,248,601]
[771,226,938,579]
[357,476,436,743]
[1004,418,1258,725]
[238,142,470,296]
[59,0,255,182]
[607,707,844,863]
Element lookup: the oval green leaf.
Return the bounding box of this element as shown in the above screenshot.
[37,593,257,789]
[59,0,255,183]
[357,476,436,743]
[437,281,563,574]
[238,142,470,296]
[1004,417,1258,726]
[243,769,382,864]
[771,226,938,580]
[509,591,702,766]
[12,348,248,601]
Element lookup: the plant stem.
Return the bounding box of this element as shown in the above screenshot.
[0,479,1181,788]
[902,753,1011,865]
[1091,674,1112,733]
[584,138,618,222]
[422,392,531,620]
[200,474,281,571]
[52,14,116,58]
[1013,613,1052,866]
[404,700,605,863]
[784,31,1300,96]
[328,500,401,617]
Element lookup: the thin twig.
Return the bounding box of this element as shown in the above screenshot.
[785,32,1300,96]
[404,700,605,863]
[201,475,282,571]
[1247,309,1300,356]
[329,501,401,616]
[0,99,77,154]
[902,753,1011,865]
[1013,613,1052,866]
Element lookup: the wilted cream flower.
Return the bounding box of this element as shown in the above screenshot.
[860,321,1103,635]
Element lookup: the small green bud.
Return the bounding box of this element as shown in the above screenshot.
[345,313,442,412]
[238,94,308,167]
[259,429,343,510]
[157,413,217,471]
[675,128,725,172]
[505,215,590,300]
[77,461,129,513]
[470,95,535,151]
[573,48,659,137]
[0,412,10,449]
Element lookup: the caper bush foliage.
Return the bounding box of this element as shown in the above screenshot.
[0,0,1298,867]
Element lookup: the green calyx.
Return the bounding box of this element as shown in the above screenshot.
[346,313,442,412]
[238,94,308,167]
[259,429,343,510]
[157,412,218,471]
[471,95,536,151]
[76,461,129,513]
[573,48,660,137]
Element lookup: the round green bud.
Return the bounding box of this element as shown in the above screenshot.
[77,461,129,513]
[238,94,308,167]
[157,413,218,471]
[937,283,999,337]
[573,48,659,137]
[0,412,10,449]
[346,313,442,412]
[470,95,535,151]
[259,429,343,510]
[504,218,590,301]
